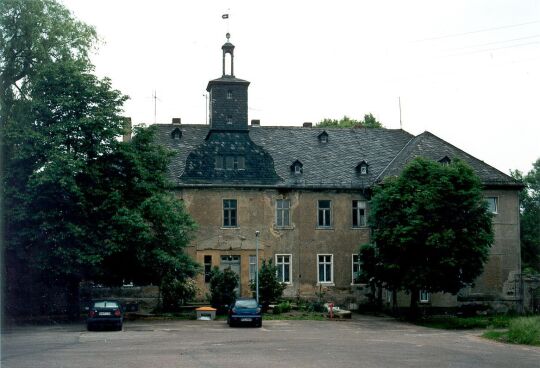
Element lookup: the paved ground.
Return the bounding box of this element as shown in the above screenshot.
[2,315,540,368]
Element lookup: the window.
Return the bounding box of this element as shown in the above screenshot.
[352,254,360,284]
[215,156,223,170]
[318,200,332,228]
[360,166,367,174]
[419,290,430,303]
[234,156,245,170]
[249,255,257,282]
[352,200,367,227]
[486,197,498,214]
[227,90,232,99]
[276,199,291,227]
[317,254,333,283]
[204,255,212,283]
[226,115,233,124]
[356,161,369,175]
[386,289,392,303]
[295,165,302,174]
[290,160,303,174]
[215,155,245,171]
[223,199,237,227]
[276,254,291,283]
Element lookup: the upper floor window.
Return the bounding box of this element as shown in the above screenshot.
[276,199,291,227]
[227,90,233,99]
[352,254,361,284]
[291,160,303,175]
[485,197,498,214]
[215,155,245,171]
[356,160,369,175]
[439,155,451,165]
[318,200,332,228]
[276,254,291,284]
[223,199,237,227]
[318,131,329,143]
[226,115,233,124]
[171,127,182,139]
[352,200,367,227]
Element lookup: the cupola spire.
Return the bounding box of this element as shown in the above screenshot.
[222,33,235,77]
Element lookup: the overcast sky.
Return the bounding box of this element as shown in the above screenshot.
[63,0,539,175]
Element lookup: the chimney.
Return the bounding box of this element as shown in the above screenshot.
[303,122,312,128]
[250,119,260,127]
[123,117,132,142]
[172,117,181,125]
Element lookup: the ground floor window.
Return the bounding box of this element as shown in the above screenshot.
[204,255,212,283]
[317,254,333,283]
[249,255,257,282]
[352,254,360,284]
[275,254,291,283]
[419,290,430,303]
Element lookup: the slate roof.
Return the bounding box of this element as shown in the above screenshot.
[378,131,520,187]
[153,124,520,189]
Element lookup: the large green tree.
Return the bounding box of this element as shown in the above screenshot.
[316,113,383,128]
[1,0,198,317]
[511,159,540,274]
[363,158,493,317]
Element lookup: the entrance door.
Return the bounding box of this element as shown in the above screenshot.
[220,255,241,295]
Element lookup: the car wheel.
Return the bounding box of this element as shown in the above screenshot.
[256,321,262,328]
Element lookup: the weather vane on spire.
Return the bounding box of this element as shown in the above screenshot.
[222,9,230,33]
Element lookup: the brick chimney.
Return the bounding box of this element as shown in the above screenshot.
[172,117,181,125]
[250,119,260,127]
[303,122,312,128]
[123,117,132,142]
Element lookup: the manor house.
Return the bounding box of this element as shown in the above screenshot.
[154,34,522,310]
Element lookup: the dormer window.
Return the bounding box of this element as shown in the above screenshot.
[171,128,182,139]
[318,131,329,144]
[439,156,451,165]
[226,115,233,125]
[356,160,369,175]
[290,160,303,175]
[227,90,232,99]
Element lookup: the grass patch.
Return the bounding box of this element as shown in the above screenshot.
[483,317,540,346]
[417,315,512,330]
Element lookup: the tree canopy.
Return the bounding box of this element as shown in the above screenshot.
[511,158,540,274]
[361,158,493,315]
[316,113,383,128]
[1,0,198,316]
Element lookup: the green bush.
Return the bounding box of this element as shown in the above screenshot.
[251,259,286,311]
[507,317,540,345]
[208,267,238,313]
[160,277,198,312]
[273,301,292,314]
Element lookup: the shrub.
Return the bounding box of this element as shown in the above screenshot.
[161,277,198,312]
[251,259,286,311]
[208,267,238,313]
[507,317,540,345]
[273,301,292,315]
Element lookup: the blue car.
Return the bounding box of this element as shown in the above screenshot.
[86,300,123,331]
[227,298,262,327]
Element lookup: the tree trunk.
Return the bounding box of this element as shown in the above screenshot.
[376,285,383,311]
[409,288,419,321]
[392,289,399,316]
[66,277,81,321]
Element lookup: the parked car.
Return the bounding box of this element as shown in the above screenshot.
[86,300,123,331]
[227,298,262,327]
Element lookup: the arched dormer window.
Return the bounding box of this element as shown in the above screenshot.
[171,127,182,139]
[318,131,329,143]
[438,155,451,165]
[290,160,303,175]
[356,160,369,175]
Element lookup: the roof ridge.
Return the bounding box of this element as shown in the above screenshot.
[375,134,419,182]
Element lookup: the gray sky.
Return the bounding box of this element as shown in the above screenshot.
[63,0,539,175]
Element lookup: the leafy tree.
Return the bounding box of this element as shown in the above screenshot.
[1,0,199,317]
[365,158,493,318]
[208,267,238,312]
[316,113,383,128]
[511,159,540,274]
[252,259,286,311]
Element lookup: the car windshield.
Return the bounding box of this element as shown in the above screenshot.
[235,300,258,308]
[93,301,119,308]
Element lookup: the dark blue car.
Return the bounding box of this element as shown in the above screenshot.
[227,298,262,327]
[86,300,123,331]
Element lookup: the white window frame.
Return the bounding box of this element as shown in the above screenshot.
[351,254,361,284]
[275,199,291,228]
[275,254,292,284]
[223,199,238,228]
[317,254,334,284]
[317,200,332,228]
[248,255,257,282]
[294,165,302,174]
[485,196,498,214]
[419,290,430,303]
[360,166,367,175]
[352,200,367,228]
